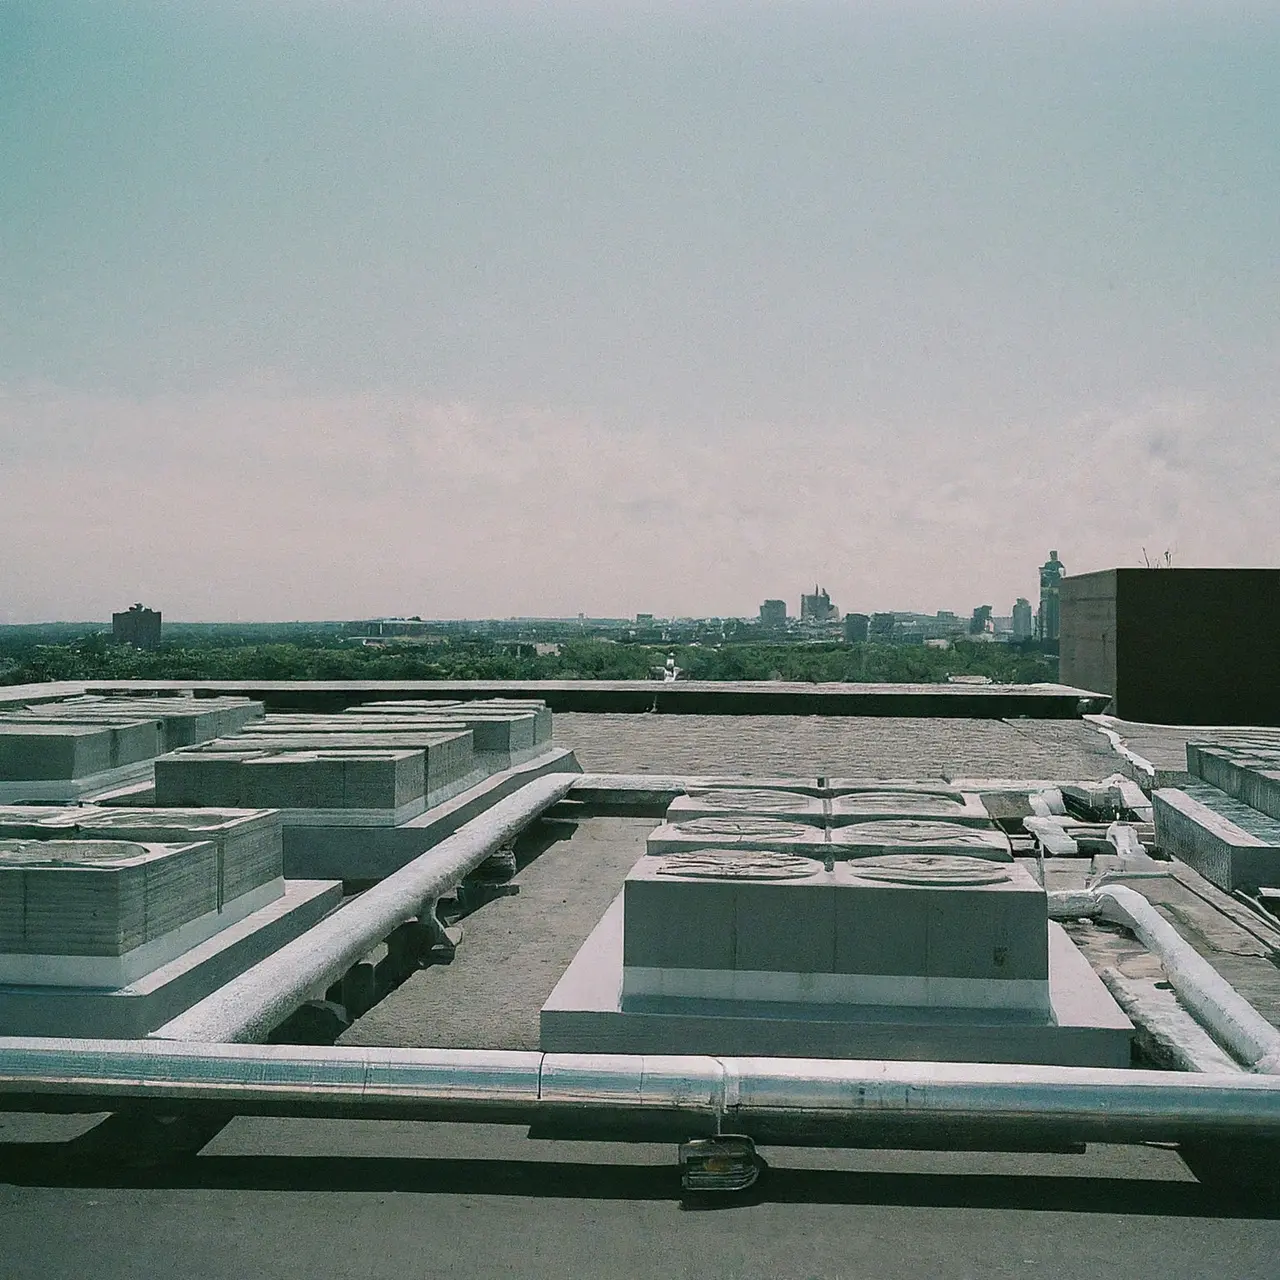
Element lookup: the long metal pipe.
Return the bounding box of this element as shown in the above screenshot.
[3,1038,1280,1146]
[1049,884,1280,1074]
[153,773,577,1044]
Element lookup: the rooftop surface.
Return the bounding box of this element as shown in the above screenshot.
[4,701,1280,1277]
[553,713,1123,780]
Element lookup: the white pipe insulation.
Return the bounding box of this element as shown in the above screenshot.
[3,1038,1280,1147]
[1049,884,1280,1074]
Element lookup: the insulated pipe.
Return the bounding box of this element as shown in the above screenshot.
[1097,967,1243,1075]
[1049,884,1280,1074]
[152,773,577,1044]
[3,1039,1280,1146]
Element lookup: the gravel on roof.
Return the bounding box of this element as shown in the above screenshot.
[553,714,1120,780]
[339,816,654,1051]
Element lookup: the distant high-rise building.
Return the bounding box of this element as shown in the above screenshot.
[759,599,787,629]
[1012,597,1034,639]
[1037,551,1065,646]
[869,612,897,640]
[843,612,869,643]
[635,613,655,626]
[968,605,994,635]
[112,603,161,650]
[800,584,838,623]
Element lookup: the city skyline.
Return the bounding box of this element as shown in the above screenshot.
[3,2,1278,623]
[0,548,1266,627]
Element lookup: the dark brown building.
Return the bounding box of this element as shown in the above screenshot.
[1059,568,1280,724]
[800,584,837,624]
[843,612,870,644]
[112,603,162,650]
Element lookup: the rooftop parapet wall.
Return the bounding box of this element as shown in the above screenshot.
[76,679,1106,719]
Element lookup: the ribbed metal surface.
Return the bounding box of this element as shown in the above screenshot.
[151,773,577,1044]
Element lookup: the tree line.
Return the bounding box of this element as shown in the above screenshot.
[1,632,1058,686]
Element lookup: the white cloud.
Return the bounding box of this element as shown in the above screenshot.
[2,381,1276,622]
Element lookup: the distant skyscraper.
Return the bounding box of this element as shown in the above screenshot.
[759,599,787,629]
[869,612,897,640]
[112,603,161,650]
[800,584,837,623]
[969,605,994,635]
[1012,597,1034,640]
[1037,551,1065,645]
[843,612,869,643]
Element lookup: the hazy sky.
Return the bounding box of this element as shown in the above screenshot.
[3,1,1277,622]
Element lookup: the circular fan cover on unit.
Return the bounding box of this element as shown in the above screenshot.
[835,791,963,814]
[0,840,147,867]
[685,789,808,812]
[656,849,821,880]
[838,820,997,845]
[672,816,812,839]
[846,854,1012,886]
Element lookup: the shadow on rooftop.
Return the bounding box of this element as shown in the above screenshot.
[511,816,579,872]
[1,1147,1276,1219]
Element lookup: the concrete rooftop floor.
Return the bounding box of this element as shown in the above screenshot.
[552,713,1125,780]
[5,712,1280,1277]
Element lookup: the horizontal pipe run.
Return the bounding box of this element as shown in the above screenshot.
[2,1040,1280,1146]
[152,774,577,1044]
